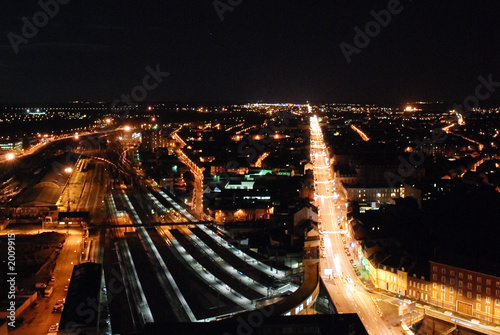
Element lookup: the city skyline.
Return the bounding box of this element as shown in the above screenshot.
[0,103,499,334]
[1,1,500,335]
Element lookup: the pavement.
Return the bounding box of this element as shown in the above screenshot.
[58,159,109,218]
[10,231,83,335]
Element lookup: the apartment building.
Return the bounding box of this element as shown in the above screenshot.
[368,257,500,324]
[430,261,500,323]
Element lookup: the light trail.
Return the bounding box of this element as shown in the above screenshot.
[442,123,455,133]
[253,152,269,168]
[350,124,370,141]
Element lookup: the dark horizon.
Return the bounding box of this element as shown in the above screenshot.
[2,100,500,112]
[1,1,499,105]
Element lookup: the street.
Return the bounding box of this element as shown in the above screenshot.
[310,115,404,334]
[10,230,83,335]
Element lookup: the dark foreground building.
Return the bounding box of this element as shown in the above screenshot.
[143,314,368,335]
[59,262,102,335]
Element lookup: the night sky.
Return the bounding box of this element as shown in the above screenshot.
[1,0,499,105]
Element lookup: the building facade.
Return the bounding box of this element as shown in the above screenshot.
[368,259,500,324]
[407,274,431,303]
[430,261,500,323]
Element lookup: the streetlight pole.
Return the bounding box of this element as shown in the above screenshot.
[63,167,73,212]
[63,167,73,234]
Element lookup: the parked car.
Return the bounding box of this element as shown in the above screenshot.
[52,305,63,313]
[53,299,65,312]
[48,323,59,332]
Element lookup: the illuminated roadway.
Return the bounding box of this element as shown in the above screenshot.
[350,124,370,141]
[310,115,402,334]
